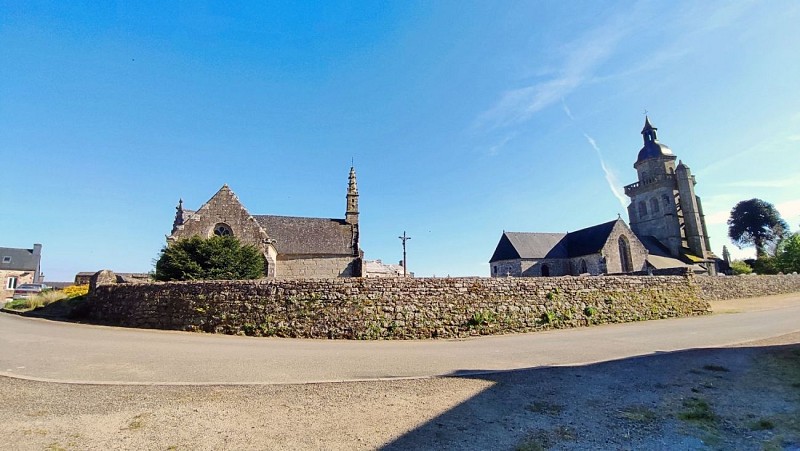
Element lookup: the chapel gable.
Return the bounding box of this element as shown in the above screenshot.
[169,184,271,249]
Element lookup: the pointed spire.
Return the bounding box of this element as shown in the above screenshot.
[172,198,186,234]
[346,166,359,225]
[348,166,358,195]
[642,115,655,132]
[641,116,658,142]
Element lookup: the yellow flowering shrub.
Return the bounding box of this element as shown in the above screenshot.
[62,284,89,298]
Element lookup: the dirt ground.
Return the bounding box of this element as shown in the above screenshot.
[1,328,798,451]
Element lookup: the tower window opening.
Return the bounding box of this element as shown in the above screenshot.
[650,198,660,213]
[638,201,648,217]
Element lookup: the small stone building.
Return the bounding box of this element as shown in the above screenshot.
[168,167,363,279]
[364,259,412,278]
[489,219,648,277]
[1,244,42,299]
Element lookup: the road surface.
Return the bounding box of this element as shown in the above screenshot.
[1,294,798,385]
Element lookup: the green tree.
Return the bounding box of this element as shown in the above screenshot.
[727,199,788,258]
[751,256,779,275]
[154,235,265,281]
[776,232,800,273]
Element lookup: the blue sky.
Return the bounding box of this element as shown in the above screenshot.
[2,1,799,281]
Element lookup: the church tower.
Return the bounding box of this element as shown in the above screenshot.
[624,117,712,262]
[345,166,359,225]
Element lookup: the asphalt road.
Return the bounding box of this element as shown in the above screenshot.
[1,294,798,385]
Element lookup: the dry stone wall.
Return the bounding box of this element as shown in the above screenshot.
[88,276,709,339]
[694,274,800,301]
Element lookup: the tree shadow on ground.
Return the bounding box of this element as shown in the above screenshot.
[382,344,800,450]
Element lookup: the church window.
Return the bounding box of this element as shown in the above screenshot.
[6,277,17,290]
[638,201,648,217]
[650,198,660,213]
[213,223,233,237]
[662,194,671,208]
[580,259,588,274]
[618,236,633,273]
[541,264,550,277]
[493,266,497,275]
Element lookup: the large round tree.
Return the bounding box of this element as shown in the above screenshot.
[727,199,788,258]
[154,235,265,281]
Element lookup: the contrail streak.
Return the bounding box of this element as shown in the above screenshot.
[561,98,628,210]
[582,133,629,209]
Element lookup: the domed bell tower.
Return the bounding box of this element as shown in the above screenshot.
[624,117,711,262]
[625,117,683,255]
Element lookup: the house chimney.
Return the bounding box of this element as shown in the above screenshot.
[32,243,42,283]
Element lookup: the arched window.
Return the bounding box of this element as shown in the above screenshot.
[213,223,233,237]
[650,198,660,213]
[638,201,648,217]
[662,194,671,208]
[618,236,633,273]
[541,264,550,277]
[580,259,588,274]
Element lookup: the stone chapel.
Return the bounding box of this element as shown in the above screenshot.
[168,167,363,279]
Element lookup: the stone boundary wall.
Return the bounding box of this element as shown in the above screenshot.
[694,274,800,301]
[88,276,708,339]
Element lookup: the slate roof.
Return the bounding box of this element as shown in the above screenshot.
[254,215,356,256]
[489,219,624,263]
[565,220,618,256]
[0,247,39,271]
[489,232,567,262]
[638,235,673,257]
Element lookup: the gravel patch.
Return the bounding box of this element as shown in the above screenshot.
[2,332,799,450]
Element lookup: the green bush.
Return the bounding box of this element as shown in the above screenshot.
[468,310,496,327]
[729,260,752,275]
[154,235,265,281]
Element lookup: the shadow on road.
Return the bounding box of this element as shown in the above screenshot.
[382,343,800,450]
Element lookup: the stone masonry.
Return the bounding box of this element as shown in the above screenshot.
[694,274,800,301]
[88,275,709,339]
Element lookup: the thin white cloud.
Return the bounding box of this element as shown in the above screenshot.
[475,16,633,129]
[699,199,800,228]
[777,199,800,224]
[722,178,800,189]
[487,134,515,156]
[705,210,730,226]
